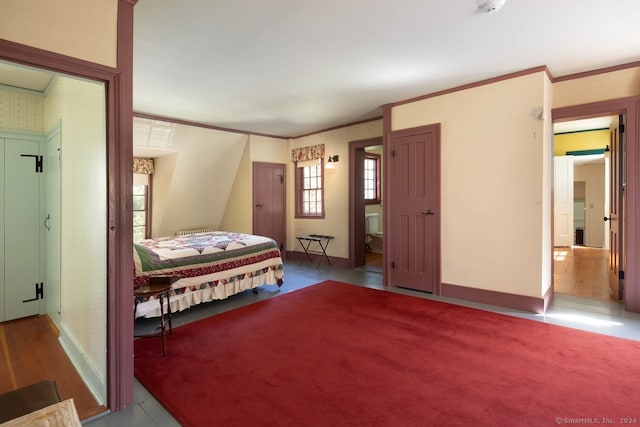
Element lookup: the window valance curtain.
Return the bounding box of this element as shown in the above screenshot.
[133,158,155,175]
[291,144,325,163]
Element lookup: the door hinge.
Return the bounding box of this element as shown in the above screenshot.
[390,261,395,269]
[619,270,625,280]
[20,154,44,173]
[22,282,44,303]
[391,149,396,157]
[619,123,625,134]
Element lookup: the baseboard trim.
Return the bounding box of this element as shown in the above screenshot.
[285,250,350,268]
[59,324,106,405]
[441,282,550,314]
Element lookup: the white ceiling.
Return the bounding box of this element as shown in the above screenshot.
[2,1,639,138]
[133,0,640,137]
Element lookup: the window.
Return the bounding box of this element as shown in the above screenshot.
[133,184,149,242]
[296,160,324,218]
[364,153,381,204]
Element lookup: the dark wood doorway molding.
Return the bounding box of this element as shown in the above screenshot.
[0,0,136,411]
[552,96,640,314]
[349,137,383,268]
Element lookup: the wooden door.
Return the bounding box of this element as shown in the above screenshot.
[553,156,575,247]
[252,162,286,252]
[3,137,42,321]
[389,124,440,293]
[607,115,624,300]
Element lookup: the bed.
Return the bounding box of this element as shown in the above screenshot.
[133,231,284,318]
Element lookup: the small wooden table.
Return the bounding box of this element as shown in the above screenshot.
[297,234,334,266]
[134,278,177,357]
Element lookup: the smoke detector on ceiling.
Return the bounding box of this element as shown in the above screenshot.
[478,0,506,14]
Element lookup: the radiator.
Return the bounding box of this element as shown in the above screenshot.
[174,228,217,236]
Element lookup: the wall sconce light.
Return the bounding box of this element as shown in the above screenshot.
[326,155,339,169]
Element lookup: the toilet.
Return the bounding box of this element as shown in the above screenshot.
[365,213,383,254]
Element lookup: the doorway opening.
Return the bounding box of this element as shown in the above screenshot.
[553,114,623,304]
[0,58,109,418]
[348,137,383,271]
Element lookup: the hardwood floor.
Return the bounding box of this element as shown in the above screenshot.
[365,251,383,268]
[0,315,106,421]
[554,246,617,301]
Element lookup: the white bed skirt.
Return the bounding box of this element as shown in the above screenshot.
[135,261,283,318]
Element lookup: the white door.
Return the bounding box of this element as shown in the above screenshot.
[45,129,61,326]
[3,138,42,321]
[554,156,575,247]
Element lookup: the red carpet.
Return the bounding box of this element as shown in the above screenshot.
[134,281,640,426]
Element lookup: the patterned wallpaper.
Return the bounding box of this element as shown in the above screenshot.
[0,87,44,132]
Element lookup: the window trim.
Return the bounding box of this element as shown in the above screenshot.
[295,159,325,219]
[364,152,381,205]
[133,179,152,241]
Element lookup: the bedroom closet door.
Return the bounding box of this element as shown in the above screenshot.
[252,162,286,252]
[1,136,43,322]
[388,124,441,294]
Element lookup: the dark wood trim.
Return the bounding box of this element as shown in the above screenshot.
[554,61,640,83]
[292,116,383,139]
[1,14,132,411]
[294,159,326,219]
[146,178,153,239]
[393,66,550,107]
[382,104,392,286]
[348,137,383,268]
[363,152,382,205]
[285,250,350,268]
[132,62,640,141]
[109,0,135,411]
[135,112,383,141]
[0,0,135,411]
[552,96,640,314]
[134,112,289,140]
[441,282,548,313]
[0,39,116,80]
[543,283,554,313]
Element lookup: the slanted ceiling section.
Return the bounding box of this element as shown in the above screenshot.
[136,117,249,237]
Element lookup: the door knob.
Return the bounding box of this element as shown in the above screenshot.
[422,210,435,216]
[256,204,264,208]
[603,216,610,222]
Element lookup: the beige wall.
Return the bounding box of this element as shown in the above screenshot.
[1,0,118,407]
[145,120,250,237]
[0,0,117,68]
[144,118,382,260]
[138,65,640,303]
[553,66,640,109]
[289,120,383,259]
[45,76,107,403]
[220,134,289,233]
[393,71,550,298]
